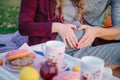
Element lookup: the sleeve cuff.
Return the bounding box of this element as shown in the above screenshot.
[117,34,120,40]
[114,26,120,40]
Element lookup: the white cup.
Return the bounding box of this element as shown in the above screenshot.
[42,40,66,71]
[80,56,104,80]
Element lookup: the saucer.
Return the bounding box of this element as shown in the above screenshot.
[61,61,69,71]
[3,60,20,73]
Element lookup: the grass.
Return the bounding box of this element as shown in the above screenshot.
[0,0,20,34]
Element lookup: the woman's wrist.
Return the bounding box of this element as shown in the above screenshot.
[52,23,61,33]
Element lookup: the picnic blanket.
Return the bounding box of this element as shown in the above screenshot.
[0,31,28,53]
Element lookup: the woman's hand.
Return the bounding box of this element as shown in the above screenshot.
[52,23,78,49]
[77,25,98,49]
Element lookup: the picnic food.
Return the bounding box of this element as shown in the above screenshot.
[40,61,58,80]
[72,65,80,72]
[5,49,34,70]
[27,53,36,59]
[52,71,80,80]
[20,67,40,80]
[0,59,3,66]
[6,49,28,60]
[10,57,33,70]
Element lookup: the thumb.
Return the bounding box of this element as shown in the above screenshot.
[78,25,88,30]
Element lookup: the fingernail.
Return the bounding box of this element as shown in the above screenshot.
[76,44,78,46]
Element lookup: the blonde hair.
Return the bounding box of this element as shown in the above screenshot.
[55,0,86,20]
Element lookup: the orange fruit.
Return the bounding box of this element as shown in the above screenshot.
[0,59,3,66]
[104,16,112,28]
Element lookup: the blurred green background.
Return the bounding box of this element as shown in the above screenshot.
[0,0,20,34]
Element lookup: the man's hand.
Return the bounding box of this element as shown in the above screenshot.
[77,25,98,49]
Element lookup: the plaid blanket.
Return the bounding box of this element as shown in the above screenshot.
[0,31,28,53]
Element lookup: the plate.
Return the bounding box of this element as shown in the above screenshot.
[2,50,42,73]
[3,60,20,73]
[61,61,69,71]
